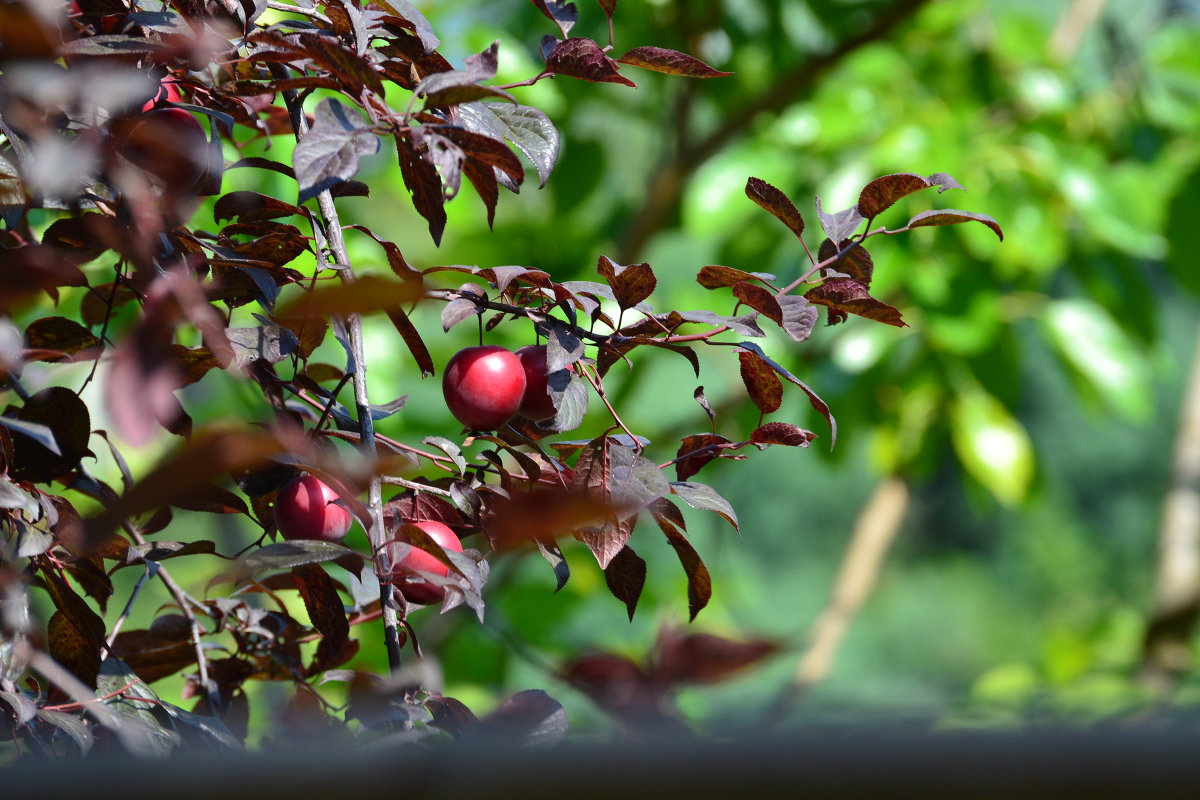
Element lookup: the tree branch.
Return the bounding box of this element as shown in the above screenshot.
[273,69,403,675]
[618,0,932,262]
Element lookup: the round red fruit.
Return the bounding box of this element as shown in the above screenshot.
[141,78,183,112]
[274,475,353,543]
[442,345,526,430]
[383,520,464,605]
[516,344,572,422]
[116,107,209,191]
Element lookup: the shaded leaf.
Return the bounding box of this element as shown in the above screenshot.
[674,433,732,482]
[529,0,578,38]
[128,540,219,564]
[604,545,646,621]
[653,628,778,685]
[8,387,91,483]
[696,265,776,290]
[37,709,93,753]
[481,689,568,746]
[669,481,738,531]
[817,238,874,284]
[805,278,906,328]
[677,309,764,338]
[750,422,816,447]
[217,540,363,587]
[814,197,865,242]
[904,208,1004,241]
[294,99,381,204]
[617,46,731,78]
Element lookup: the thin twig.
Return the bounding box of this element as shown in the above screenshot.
[273,66,403,674]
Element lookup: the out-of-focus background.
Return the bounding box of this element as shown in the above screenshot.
[371,0,1200,731]
[23,0,1200,739]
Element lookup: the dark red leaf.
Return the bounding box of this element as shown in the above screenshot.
[396,131,447,245]
[24,317,101,362]
[596,255,655,310]
[738,350,783,415]
[604,545,646,621]
[0,246,88,314]
[856,172,932,218]
[732,281,783,325]
[295,32,384,96]
[529,0,578,37]
[649,499,712,621]
[426,696,479,740]
[386,308,436,378]
[652,628,779,686]
[43,570,106,688]
[750,422,816,447]
[214,191,304,223]
[904,208,1004,241]
[616,46,731,78]
[696,265,776,290]
[674,433,732,482]
[745,177,804,239]
[8,387,91,483]
[805,278,906,327]
[293,563,350,675]
[112,615,197,683]
[817,238,874,284]
[545,37,636,87]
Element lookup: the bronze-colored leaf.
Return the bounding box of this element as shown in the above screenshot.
[738,350,782,415]
[745,177,804,239]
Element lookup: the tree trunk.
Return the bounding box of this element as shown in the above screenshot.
[789,475,910,699]
[1142,321,1200,691]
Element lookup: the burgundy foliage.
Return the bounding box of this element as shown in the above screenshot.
[0,0,1001,756]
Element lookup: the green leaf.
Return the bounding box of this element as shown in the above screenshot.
[1041,299,1153,422]
[950,387,1033,506]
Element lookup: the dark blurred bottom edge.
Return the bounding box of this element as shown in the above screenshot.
[5,727,1200,800]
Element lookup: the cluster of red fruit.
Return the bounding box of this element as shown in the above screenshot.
[274,475,463,606]
[442,344,562,430]
[270,344,563,605]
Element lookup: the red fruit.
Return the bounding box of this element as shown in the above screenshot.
[442,345,526,430]
[516,344,574,422]
[116,107,209,191]
[274,475,353,543]
[141,78,183,112]
[383,520,464,605]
